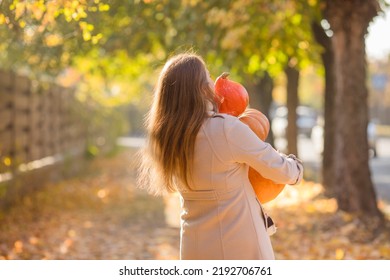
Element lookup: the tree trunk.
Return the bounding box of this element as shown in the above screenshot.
[246,72,275,147]
[312,21,336,196]
[284,63,299,156]
[324,0,382,217]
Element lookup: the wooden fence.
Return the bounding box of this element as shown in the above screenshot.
[0,70,87,208]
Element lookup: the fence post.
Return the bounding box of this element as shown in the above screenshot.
[13,75,31,170]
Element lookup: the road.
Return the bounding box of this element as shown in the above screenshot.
[277,136,390,203]
[117,135,390,203]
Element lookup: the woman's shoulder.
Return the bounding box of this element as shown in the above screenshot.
[205,113,247,134]
[207,112,239,125]
[200,113,245,149]
[210,112,239,121]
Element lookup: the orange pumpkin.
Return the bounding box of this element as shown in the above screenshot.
[214,72,249,116]
[238,108,270,141]
[238,109,286,204]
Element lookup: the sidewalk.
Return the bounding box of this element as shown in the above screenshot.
[0,147,389,260]
[0,148,179,260]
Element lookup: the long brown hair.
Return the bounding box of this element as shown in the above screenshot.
[138,53,217,195]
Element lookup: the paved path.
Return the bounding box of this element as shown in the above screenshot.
[1,144,389,260]
[0,149,180,260]
[295,136,390,203]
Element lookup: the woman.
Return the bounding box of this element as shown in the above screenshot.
[138,53,303,260]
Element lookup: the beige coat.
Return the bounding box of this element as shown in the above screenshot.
[179,112,303,260]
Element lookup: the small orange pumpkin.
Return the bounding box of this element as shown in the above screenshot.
[238,109,286,204]
[238,108,270,141]
[214,72,249,117]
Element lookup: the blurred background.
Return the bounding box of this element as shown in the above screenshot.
[0,0,390,260]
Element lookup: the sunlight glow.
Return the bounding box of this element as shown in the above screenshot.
[366,6,390,60]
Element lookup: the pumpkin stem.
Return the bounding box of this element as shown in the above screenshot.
[221,72,230,79]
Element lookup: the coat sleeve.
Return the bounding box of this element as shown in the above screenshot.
[223,116,303,185]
